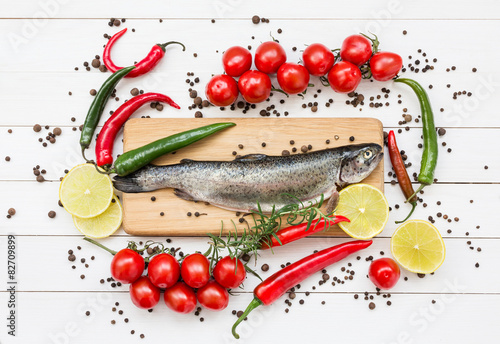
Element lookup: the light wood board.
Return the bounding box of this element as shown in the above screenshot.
[121,117,384,236]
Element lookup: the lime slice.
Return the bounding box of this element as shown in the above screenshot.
[336,183,389,239]
[73,196,122,238]
[59,163,113,218]
[391,220,446,274]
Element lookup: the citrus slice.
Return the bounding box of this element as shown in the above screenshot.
[59,163,113,218]
[336,183,389,239]
[73,196,123,238]
[391,220,445,274]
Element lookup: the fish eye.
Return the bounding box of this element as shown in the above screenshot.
[363,150,373,159]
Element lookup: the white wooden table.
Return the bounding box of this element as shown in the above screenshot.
[1,1,499,343]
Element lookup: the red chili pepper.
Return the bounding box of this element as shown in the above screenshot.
[388,130,417,223]
[260,216,350,250]
[95,93,180,168]
[103,28,185,78]
[232,239,372,338]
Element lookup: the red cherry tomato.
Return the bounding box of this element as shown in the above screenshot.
[147,253,180,289]
[164,282,197,314]
[340,35,373,67]
[369,52,403,81]
[327,61,362,94]
[222,46,252,77]
[196,280,229,311]
[277,63,310,95]
[129,276,160,309]
[213,256,246,289]
[110,248,144,284]
[205,74,239,107]
[237,70,272,104]
[302,43,335,76]
[254,41,286,74]
[368,258,401,290]
[180,253,210,289]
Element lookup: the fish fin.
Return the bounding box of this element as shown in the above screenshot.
[325,190,339,215]
[174,189,198,202]
[234,154,268,162]
[180,158,194,164]
[113,176,144,193]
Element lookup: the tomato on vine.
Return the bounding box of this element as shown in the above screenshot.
[254,41,286,74]
[205,74,239,107]
[370,52,403,81]
[197,280,229,311]
[181,253,210,288]
[129,276,160,309]
[340,34,373,67]
[237,70,272,104]
[213,256,246,289]
[110,248,145,284]
[277,63,310,95]
[164,282,197,314]
[327,61,362,93]
[302,43,335,76]
[222,46,252,77]
[147,253,180,289]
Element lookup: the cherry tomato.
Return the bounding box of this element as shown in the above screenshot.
[164,282,197,314]
[222,46,252,77]
[205,74,239,107]
[237,70,272,104]
[129,276,160,309]
[196,280,229,311]
[340,35,373,67]
[110,248,144,284]
[180,253,210,288]
[277,63,310,95]
[327,61,362,94]
[254,41,286,74]
[369,52,403,81]
[147,253,180,289]
[368,258,400,290]
[213,256,246,289]
[302,43,335,76]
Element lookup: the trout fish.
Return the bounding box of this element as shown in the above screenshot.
[113,143,383,213]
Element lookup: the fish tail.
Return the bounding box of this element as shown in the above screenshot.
[113,175,145,193]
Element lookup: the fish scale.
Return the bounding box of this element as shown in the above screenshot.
[113,143,383,213]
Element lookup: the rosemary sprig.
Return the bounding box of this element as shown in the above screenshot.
[207,194,335,265]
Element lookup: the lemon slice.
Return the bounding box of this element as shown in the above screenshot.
[73,196,123,238]
[336,183,389,239]
[391,220,445,274]
[59,163,113,218]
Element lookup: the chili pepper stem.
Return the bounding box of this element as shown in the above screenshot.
[232,298,262,339]
[83,237,117,255]
[81,147,93,164]
[405,184,426,203]
[395,202,417,224]
[93,163,112,175]
[157,41,186,52]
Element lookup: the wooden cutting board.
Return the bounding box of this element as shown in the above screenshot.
[121,117,384,236]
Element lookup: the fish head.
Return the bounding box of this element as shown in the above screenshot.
[339,143,383,185]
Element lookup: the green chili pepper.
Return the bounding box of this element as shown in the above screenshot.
[110,122,236,176]
[394,78,438,201]
[80,66,135,162]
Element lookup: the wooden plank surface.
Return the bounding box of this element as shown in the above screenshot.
[1,3,500,343]
[121,117,383,236]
